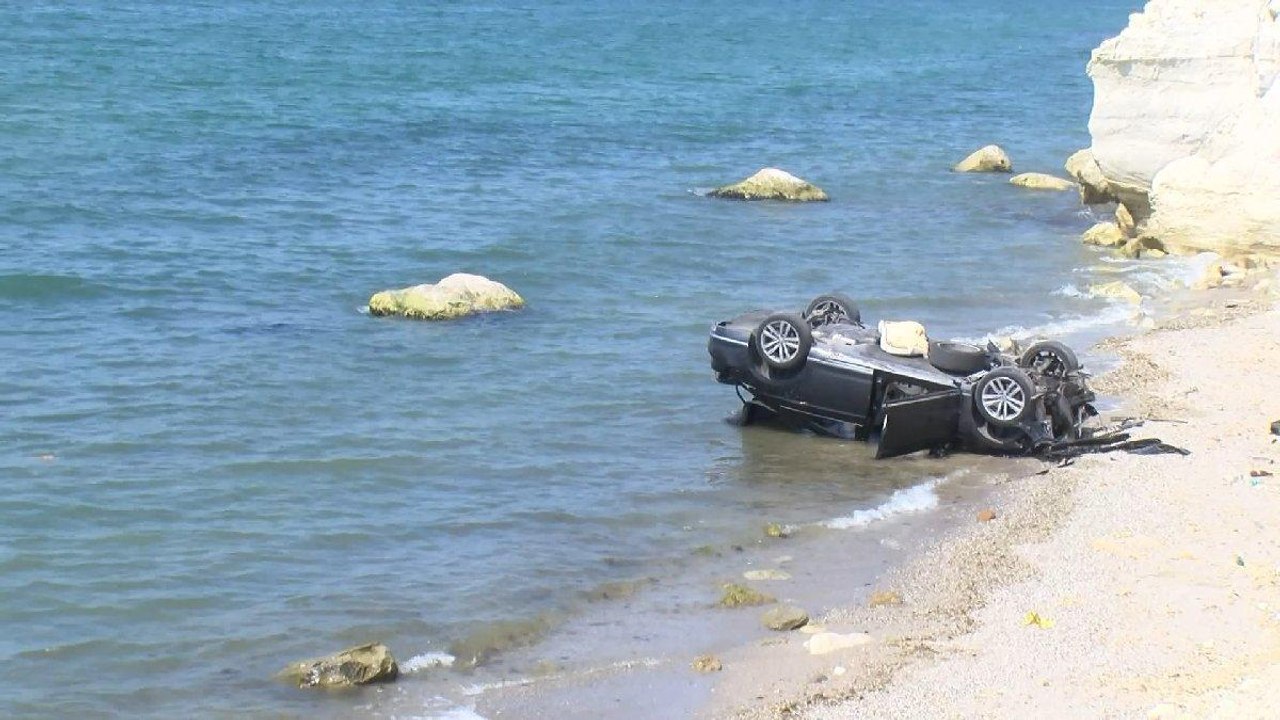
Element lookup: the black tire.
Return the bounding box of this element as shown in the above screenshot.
[804,293,861,327]
[1019,340,1080,378]
[927,340,989,375]
[753,313,812,371]
[973,367,1036,428]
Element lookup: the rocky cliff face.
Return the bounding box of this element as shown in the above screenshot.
[1086,0,1280,255]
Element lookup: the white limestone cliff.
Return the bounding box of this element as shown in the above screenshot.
[1086,0,1280,255]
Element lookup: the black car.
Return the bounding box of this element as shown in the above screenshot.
[708,293,1096,458]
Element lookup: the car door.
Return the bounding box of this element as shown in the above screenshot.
[875,389,963,459]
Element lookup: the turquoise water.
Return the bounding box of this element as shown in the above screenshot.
[2,1,1142,717]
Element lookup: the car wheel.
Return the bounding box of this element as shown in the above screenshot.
[753,313,812,371]
[927,340,989,375]
[973,367,1036,428]
[1019,340,1079,378]
[804,293,860,328]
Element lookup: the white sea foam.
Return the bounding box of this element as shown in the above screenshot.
[824,478,943,530]
[1053,283,1085,298]
[459,657,662,697]
[402,651,456,673]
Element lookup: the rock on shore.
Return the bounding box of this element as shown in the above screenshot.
[1086,0,1280,255]
[278,643,399,689]
[708,168,829,202]
[368,273,524,320]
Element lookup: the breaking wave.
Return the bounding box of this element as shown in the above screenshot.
[824,477,943,530]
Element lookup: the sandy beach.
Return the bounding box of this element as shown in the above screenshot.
[695,280,1280,720]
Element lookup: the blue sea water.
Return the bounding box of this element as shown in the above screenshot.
[1,1,1146,717]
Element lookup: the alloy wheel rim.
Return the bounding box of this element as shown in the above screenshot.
[760,320,801,364]
[981,376,1026,421]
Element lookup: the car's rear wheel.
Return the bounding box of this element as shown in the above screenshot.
[1019,340,1079,378]
[753,313,812,371]
[927,340,989,375]
[974,367,1036,428]
[805,293,860,328]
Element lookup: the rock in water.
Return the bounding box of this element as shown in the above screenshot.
[1009,173,1075,191]
[953,145,1012,173]
[368,273,524,321]
[718,583,774,608]
[761,605,810,631]
[278,643,399,689]
[691,654,723,673]
[1086,0,1280,255]
[709,168,829,202]
[1081,222,1127,248]
[1090,280,1143,304]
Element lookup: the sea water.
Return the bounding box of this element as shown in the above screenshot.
[2,1,1150,717]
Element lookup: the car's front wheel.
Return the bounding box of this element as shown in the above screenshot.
[753,313,813,371]
[973,367,1036,428]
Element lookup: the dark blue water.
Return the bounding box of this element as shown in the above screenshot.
[1,1,1145,717]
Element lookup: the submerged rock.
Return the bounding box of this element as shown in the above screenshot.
[1064,148,1116,204]
[953,145,1012,173]
[368,273,524,321]
[1009,173,1075,191]
[763,522,791,539]
[1086,0,1280,255]
[761,605,810,631]
[1090,280,1143,304]
[718,582,774,608]
[709,168,829,202]
[743,569,791,581]
[278,643,399,689]
[691,654,723,673]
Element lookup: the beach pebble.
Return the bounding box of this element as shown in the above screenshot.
[804,632,873,655]
[761,605,810,631]
[953,144,1012,173]
[743,569,791,581]
[977,509,997,522]
[867,590,903,607]
[691,654,722,673]
[1270,420,1279,436]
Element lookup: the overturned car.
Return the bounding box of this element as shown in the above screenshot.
[708,293,1096,458]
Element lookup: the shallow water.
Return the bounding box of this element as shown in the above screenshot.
[1,1,1153,717]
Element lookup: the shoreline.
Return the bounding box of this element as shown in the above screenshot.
[366,263,1280,719]
[700,277,1280,719]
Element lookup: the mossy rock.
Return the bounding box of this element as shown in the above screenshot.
[719,582,775,608]
[277,643,399,689]
[368,273,524,321]
[709,168,829,202]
